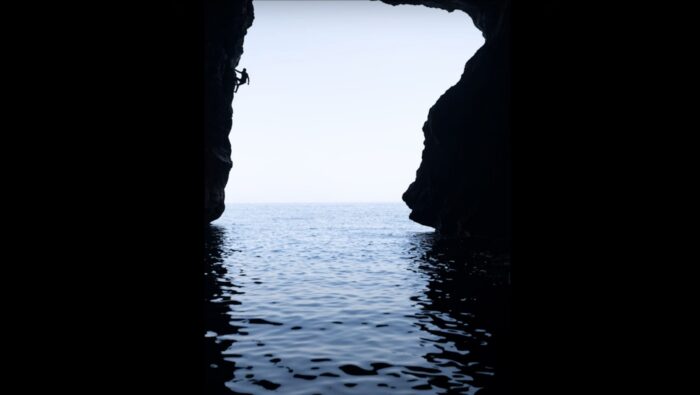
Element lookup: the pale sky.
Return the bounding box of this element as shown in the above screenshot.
[226,0,483,203]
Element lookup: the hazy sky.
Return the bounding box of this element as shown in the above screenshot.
[226,0,483,203]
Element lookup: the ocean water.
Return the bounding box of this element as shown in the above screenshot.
[205,203,510,394]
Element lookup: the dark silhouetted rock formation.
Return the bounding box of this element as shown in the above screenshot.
[205,0,510,241]
[205,0,254,222]
[380,0,510,240]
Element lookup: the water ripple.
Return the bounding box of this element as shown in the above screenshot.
[205,203,510,394]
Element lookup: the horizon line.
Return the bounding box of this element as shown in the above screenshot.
[224,201,406,204]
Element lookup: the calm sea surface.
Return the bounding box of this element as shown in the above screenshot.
[205,203,510,394]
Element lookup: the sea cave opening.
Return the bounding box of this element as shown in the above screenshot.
[203,2,511,393]
[223,0,484,207]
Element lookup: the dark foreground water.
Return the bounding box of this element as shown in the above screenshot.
[205,203,510,394]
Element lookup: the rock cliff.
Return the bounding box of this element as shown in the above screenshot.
[381,0,510,239]
[204,0,254,222]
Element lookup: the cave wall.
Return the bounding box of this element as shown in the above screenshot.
[380,0,510,239]
[204,0,254,223]
[205,0,510,241]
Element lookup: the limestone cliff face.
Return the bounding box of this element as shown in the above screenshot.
[204,0,254,223]
[380,0,510,239]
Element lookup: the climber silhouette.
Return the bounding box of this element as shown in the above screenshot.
[234,68,250,93]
